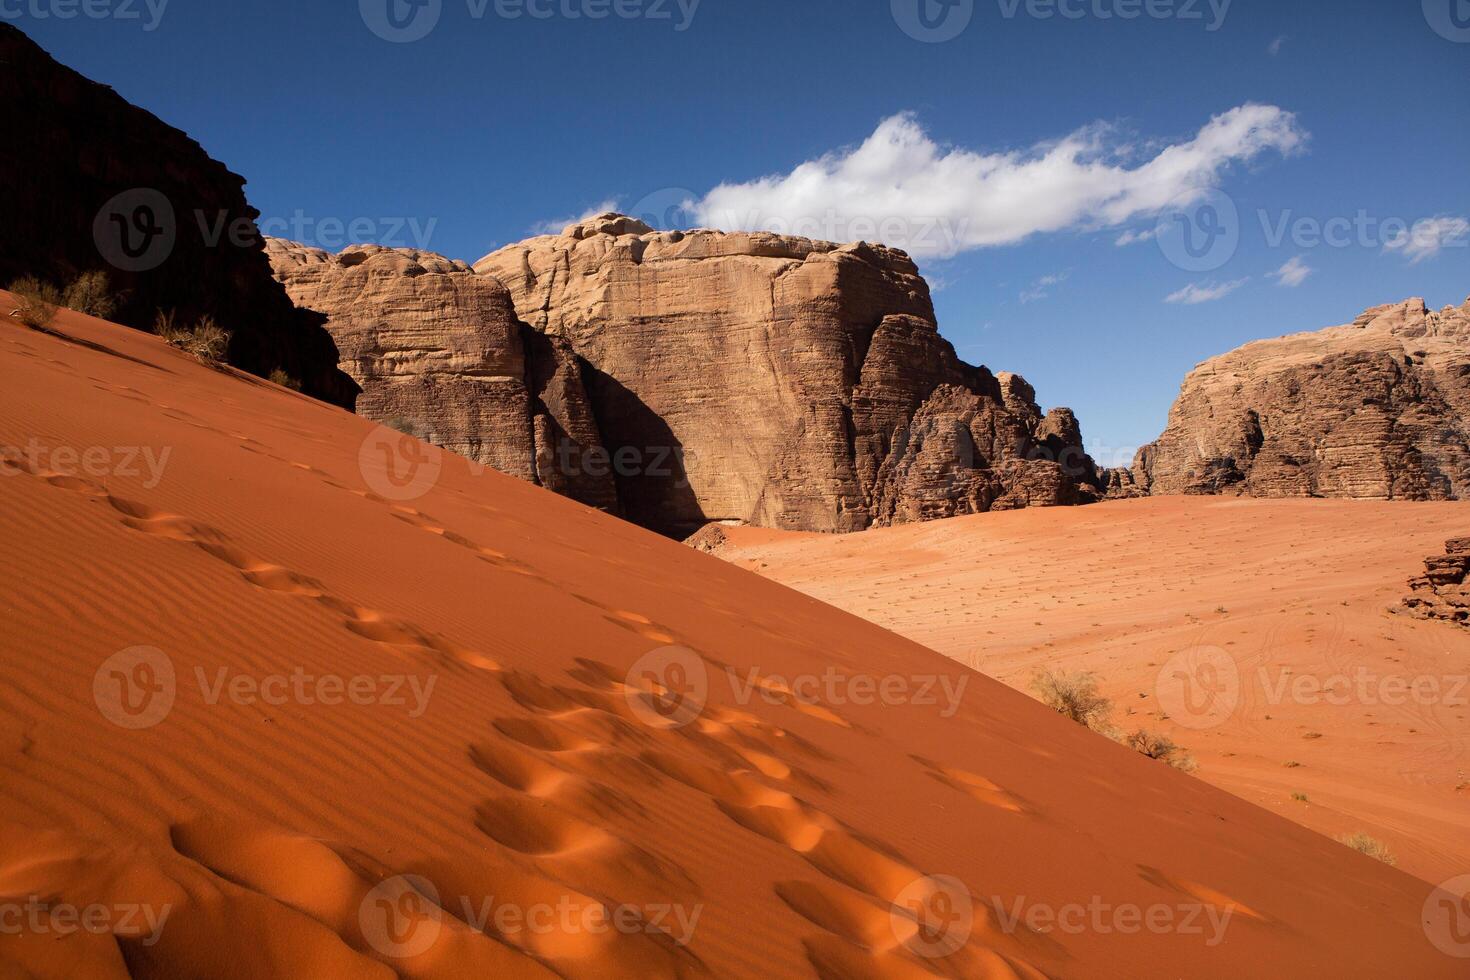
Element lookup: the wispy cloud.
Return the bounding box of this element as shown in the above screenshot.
[1383,215,1470,264]
[1268,35,1287,56]
[1114,228,1156,246]
[1165,279,1249,305]
[689,105,1306,260]
[529,200,621,236]
[1268,255,1311,287]
[1020,270,1070,304]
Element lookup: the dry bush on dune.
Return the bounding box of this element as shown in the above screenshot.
[186,316,230,363]
[61,270,122,319]
[7,276,60,328]
[1123,729,1199,773]
[1339,833,1397,866]
[1030,669,1114,730]
[1030,669,1200,773]
[154,310,231,365]
[269,368,303,391]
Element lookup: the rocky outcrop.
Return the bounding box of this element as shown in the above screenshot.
[475,213,1099,535]
[1399,537,1470,627]
[0,25,356,407]
[265,240,616,512]
[1134,297,1470,499]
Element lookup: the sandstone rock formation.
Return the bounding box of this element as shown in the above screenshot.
[1134,297,1470,499]
[0,25,356,407]
[475,213,1099,534]
[265,240,616,512]
[1399,537,1470,627]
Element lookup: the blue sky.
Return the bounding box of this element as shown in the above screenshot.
[12,0,1469,459]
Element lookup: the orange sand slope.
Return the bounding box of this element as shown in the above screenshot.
[0,297,1464,977]
[712,497,1470,887]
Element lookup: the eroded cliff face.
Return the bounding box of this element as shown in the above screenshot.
[0,25,356,408]
[1134,297,1470,500]
[265,240,617,513]
[476,214,1099,534]
[270,214,1097,534]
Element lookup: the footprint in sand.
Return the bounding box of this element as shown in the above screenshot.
[910,756,1031,815]
[12,473,501,676]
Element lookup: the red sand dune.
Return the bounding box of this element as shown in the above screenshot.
[711,497,1470,887]
[0,296,1465,976]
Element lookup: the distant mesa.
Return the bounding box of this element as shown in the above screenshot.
[1132,295,1470,500]
[273,214,1102,536]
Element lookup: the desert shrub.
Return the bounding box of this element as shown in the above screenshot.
[1291,792,1309,802]
[62,270,121,319]
[1030,670,1113,731]
[154,310,231,364]
[268,368,303,391]
[153,308,185,343]
[1123,729,1198,772]
[7,276,61,328]
[1338,832,1396,866]
[185,315,230,363]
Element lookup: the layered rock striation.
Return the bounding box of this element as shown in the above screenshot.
[1399,537,1470,627]
[265,240,616,512]
[1134,297,1470,499]
[475,214,1098,534]
[272,214,1098,534]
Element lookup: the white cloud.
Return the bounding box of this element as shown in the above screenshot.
[1383,215,1470,264]
[688,105,1305,259]
[1268,35,1287,56]
[1268,255,1311,287]
[1114,228,1156,246]
[529,199,621,236]
[1165,279,1249,304]
[1020,270,1070,304]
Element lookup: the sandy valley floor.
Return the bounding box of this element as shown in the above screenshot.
[710,496,1470,885]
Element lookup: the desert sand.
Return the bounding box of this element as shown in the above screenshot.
[1,296,1465,976]
[710,496,1470,886]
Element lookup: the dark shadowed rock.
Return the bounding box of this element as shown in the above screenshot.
[0,25,356,407]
